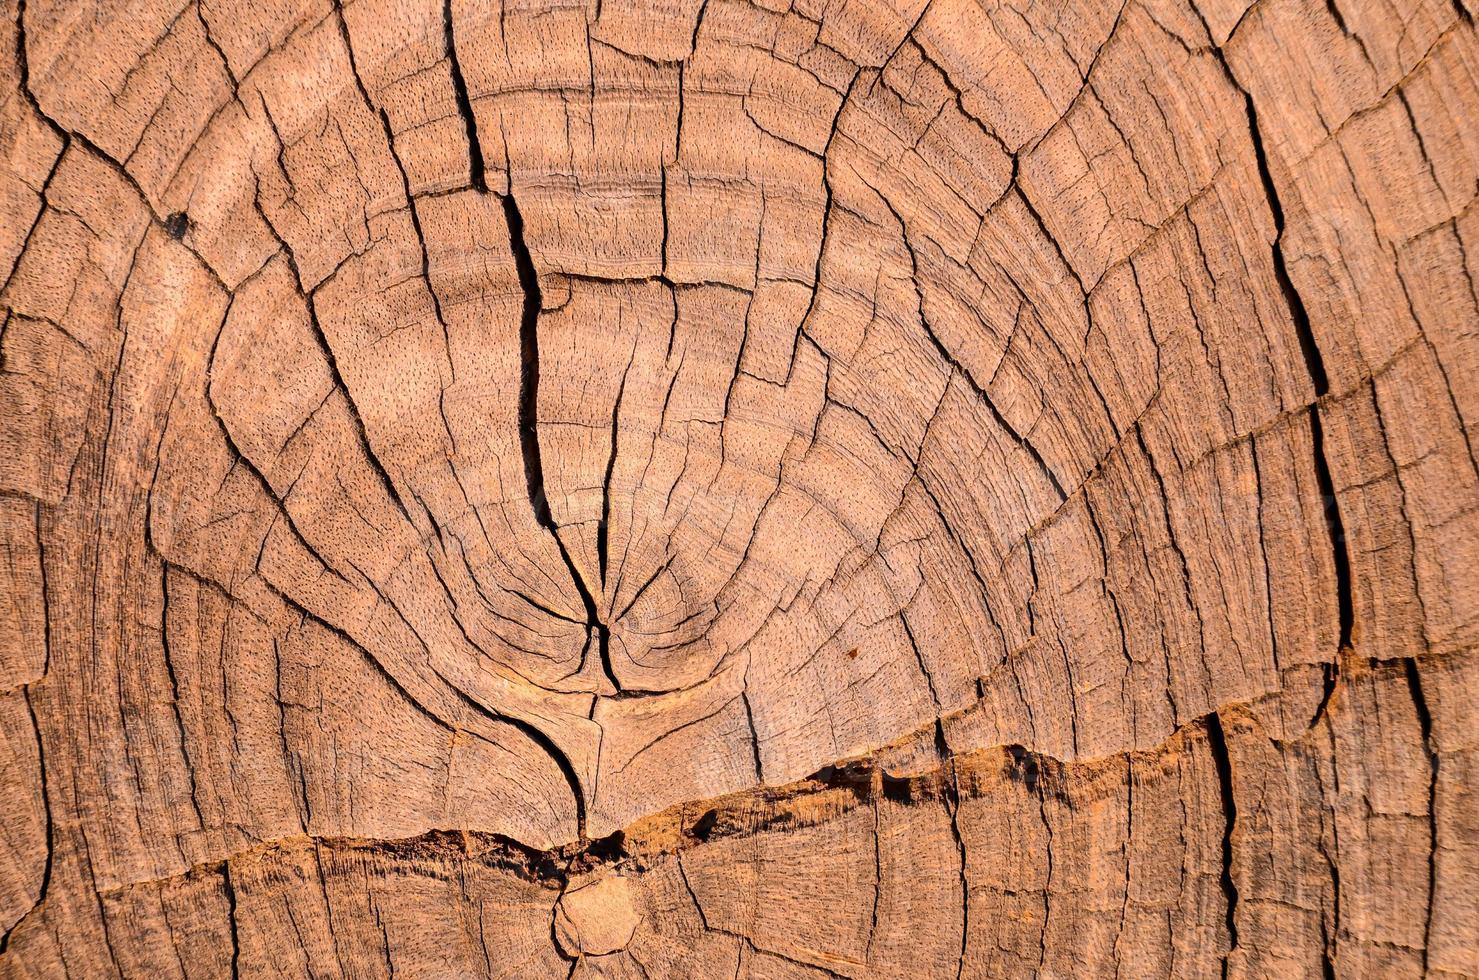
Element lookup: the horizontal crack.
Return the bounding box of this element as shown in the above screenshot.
[81,678,1373,902]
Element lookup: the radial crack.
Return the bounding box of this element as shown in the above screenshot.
[504,192,620,694]
[444,0,486,192]
[1205,712,1240,977]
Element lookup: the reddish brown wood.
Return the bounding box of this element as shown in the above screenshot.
[2,0,1477,975]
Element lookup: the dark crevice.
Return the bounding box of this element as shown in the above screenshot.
[1112,756,1135,967]
[1239,87,1327,393]
[676,853,709,932]
[378,106,455,379]
[549,862,578,971]
[260,578,454,742]
[1324,0,1351,35]
[1134,424,1207,682]
[197,3,240,94]
[445,683,589,841]
[273,639,312,832]
[160,566,207,829]
[164,211,190,240]
[511,587,584,625]
[877,182,1069,502]
[507,192,549,529]
[598,354,632,587]
[902,612,941,712]
[741,689,764,782]
[1402,658,1437,975]
[247,187,419,534]
[1205,713,1240,978]
[689,809,720,843]
[306,300,417,530]
[1190,8,1355,655]
[1310,660,1339,730]
[332,1,378,121]
[1248,435,1281,676]
[443,0,486,192]
[938,720,968,980]
[205,330,367,591]
[14,0,66,146]
[787,70,861,377]
[75,708,1307,907]
[33,502,51,679]
[221,862,241,978]
[1015,742,1052,975]
[0,689,53,955]
[80,824,127,977]
[1316,741,1343,980]
[614,555,673,622]
[1011,168,1092,302]
[503,193,620,694]
[309,845,347,975]
[1308,409,1354,650]
[660,165,671,276]
[866,793,881,962]
[1322,0,1373,69]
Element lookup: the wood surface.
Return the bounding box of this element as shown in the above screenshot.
[2,0,1477,975]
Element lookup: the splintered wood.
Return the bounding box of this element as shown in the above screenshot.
[1,0,1476,975]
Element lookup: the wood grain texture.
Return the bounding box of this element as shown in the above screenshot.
[1,0,1476,974]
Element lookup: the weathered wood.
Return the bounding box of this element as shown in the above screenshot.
[1,0,1476,975]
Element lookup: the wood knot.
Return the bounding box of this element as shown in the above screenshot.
[553,875,641,957]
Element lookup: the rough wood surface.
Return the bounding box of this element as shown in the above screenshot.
[1,0,1477,975]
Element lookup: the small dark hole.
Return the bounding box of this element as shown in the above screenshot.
[586,829,625,862]
[165,212,189,240]
[881,772,913,803]
[690,809,719,842]
[1006,744,1040,793]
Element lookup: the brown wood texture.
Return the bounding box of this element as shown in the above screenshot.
[2,0,1478,975]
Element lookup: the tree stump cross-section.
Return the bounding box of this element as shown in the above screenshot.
[2,0,1478,975]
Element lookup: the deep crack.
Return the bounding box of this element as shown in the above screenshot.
[504,193,620,694]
